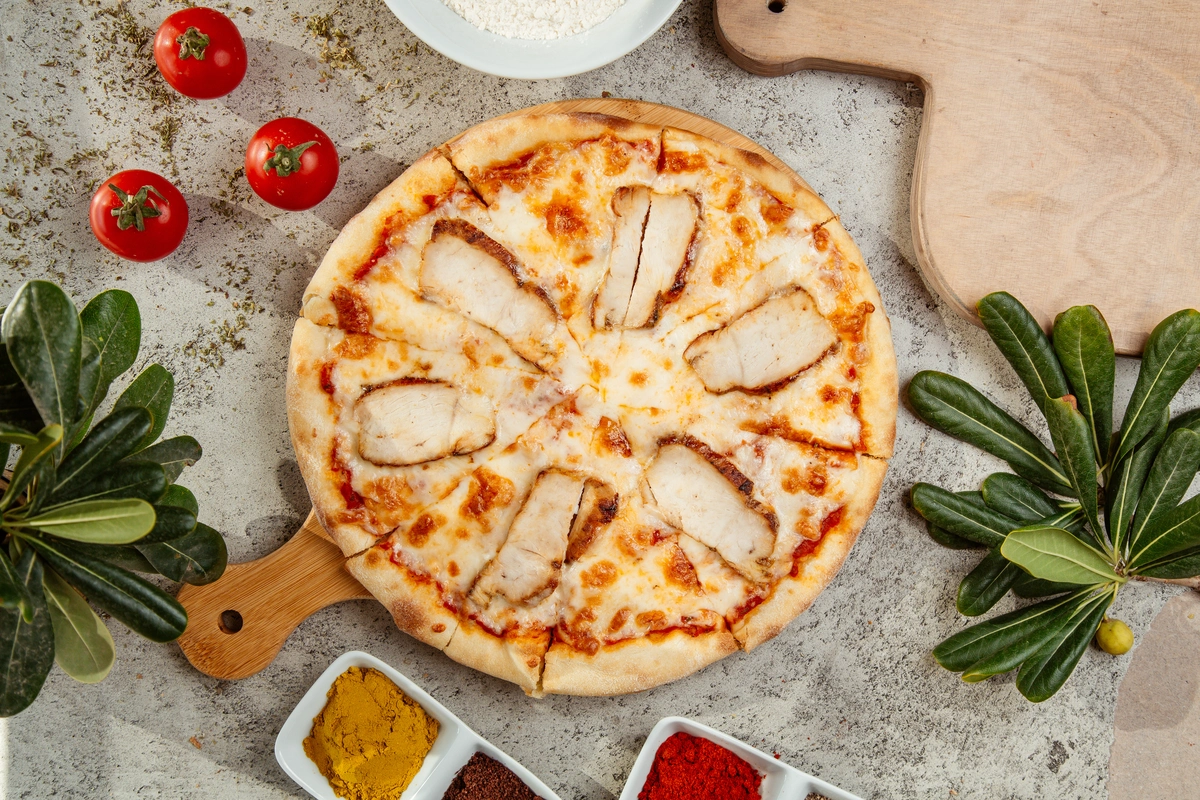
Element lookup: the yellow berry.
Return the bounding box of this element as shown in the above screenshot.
[1095,618,1133,655]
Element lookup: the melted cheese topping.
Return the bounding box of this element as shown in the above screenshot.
[295,125,890,682]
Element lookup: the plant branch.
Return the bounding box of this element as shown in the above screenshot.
[1133,574,1200,591]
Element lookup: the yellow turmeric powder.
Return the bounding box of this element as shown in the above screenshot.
[303,666,439,800]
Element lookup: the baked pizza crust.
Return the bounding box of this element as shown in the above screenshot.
[445,112,662,194]
[541,628,739,697]
[287,318,381,557]
[443,618,550,695]
[289,111,898,696]
[346,544,460,650]
[733,454,889,650]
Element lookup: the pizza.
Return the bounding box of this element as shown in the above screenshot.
[286,112,897,696]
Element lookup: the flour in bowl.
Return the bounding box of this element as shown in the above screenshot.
[443,0,626,40]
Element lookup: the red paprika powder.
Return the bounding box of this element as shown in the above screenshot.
[638,731,763,800]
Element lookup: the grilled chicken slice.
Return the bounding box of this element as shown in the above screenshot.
[684,287,838,393]
[565,479,619,562]
[354,381,495,466]
[593,187,652,329]
[471,471,585,606]
[646,440,775,582]
[421,219,559,368]
[623,192,698,328]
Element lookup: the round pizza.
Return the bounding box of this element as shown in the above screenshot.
[286,112,897,696]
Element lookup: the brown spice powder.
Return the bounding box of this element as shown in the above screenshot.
[441,751,541,800]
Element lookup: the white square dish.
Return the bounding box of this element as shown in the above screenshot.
[618,716,863,800]
[275,651,561,800]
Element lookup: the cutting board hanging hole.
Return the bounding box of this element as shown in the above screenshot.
[219,610,244,634]
[767,1,786,13]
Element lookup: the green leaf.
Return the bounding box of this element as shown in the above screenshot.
[1107,408,1170,553]
[977,292,1070,417]
[981,473,1059,522]
[911,483,1019,548]
[1126,429,1200,557]
[51,407,151,502]
[23,536,187,642]
[1053,306,1116,464]
[908,371,1073,494]
[140,504,197,543]
[128,436,200,483]
[0,422,38,449]
[0,344,43,433]
[1167,407,1200,437]
[1012,572,1078,598]
[0,550,32,622]
[1,424,62,513]
[158,484,198,516]
[22,499,155,545]
[1127,493,1200,570]
[958,591,1085,683]
[45,461,166,507]
[933,591,1078,672]
[1043,397,1104,543]
[75,337,102,434]
[0,548,54,716]
[112,364,173,451]
[137,523,226,585]
[956,548,1022,616]
[1136,547,1200,579]
[927,522,984,550]
[56,540,157,574]
[79,289,140,389]
[0,281,82,452]
[1016,588,1114,702]
[1001,526,1120,585]
[1113,309,1200,466]
[41,567,114,684]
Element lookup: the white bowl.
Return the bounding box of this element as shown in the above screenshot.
[275,651,562,800]
[619,717,863,800]
[380,0,683,79]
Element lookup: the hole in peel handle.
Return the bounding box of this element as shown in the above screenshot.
[767,0,786,12]
[175,509,373,681]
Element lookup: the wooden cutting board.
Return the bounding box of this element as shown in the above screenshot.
[715,0,1200,355]
[176,98,808,681]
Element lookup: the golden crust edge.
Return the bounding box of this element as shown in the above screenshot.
[661,126,831,224]
[445,112,664,175]
[733,454,889,651]
[443,618,550,696]
[300,149,461,325]
[286,318,385,557]
[344,546,460,650]
[541,628,739,696]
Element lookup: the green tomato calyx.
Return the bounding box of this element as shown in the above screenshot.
[1095,617,1133,655]
[263,141,316,178]
[176,27,210,60]
[108,184,165,232]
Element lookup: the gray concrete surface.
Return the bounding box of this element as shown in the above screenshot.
[0,0,1193,797]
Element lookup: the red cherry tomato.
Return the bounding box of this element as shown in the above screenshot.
[245,118,339,211]
[89,170,188,262]
[153,8,247,100]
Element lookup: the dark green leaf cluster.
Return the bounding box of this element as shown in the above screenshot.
[0,280,228,716]
[909,293,1200,702]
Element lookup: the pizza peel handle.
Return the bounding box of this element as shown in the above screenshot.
[176,510,371,681]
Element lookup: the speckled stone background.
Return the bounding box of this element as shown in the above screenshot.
[0,1,1194,798]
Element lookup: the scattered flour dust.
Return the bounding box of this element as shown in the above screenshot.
[443,0,626,40]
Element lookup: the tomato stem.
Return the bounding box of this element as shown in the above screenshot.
[176,27,210,60]
[263,141,316,178]
[109,184,165,232]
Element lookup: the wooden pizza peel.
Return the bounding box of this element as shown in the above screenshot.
[714,0,1200,355]
[176,98,807,680]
